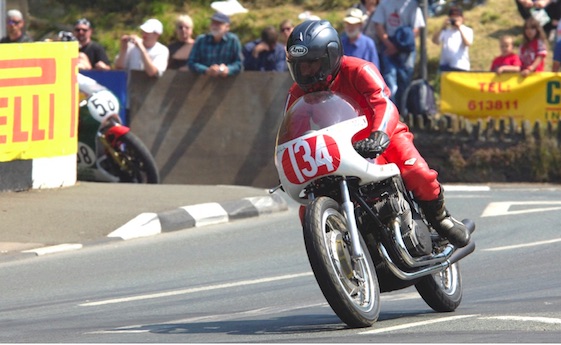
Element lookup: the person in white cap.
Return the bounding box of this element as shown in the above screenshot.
[115,18,169,77]
[341,7,379,69]
[1,9,33,43]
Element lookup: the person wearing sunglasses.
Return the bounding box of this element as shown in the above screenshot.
[278,19,294,46]
[73,18,111,71]
[1,9,33,43]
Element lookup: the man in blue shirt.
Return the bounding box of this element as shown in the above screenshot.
[243,26,287,72]
[188,12,243,77]
[341,8,379,69]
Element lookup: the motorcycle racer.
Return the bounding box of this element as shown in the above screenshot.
[285,20,470,248]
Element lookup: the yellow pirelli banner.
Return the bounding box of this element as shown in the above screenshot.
[0,42,79,162]
[440,71,561,124]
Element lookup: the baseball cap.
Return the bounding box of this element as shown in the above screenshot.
[210,12,231,24]
[343,8,366,25]
[140,18,163,34]
[7,9,23,20]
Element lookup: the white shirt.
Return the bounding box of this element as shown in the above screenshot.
[372,0,425,37]
[437,25,474,71]
[120,41,169,77]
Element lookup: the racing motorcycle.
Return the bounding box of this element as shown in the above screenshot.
[77,75,160,184]
[273,91,475,328]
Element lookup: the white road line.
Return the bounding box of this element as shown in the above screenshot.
[481,201,561,217]
[442,185,491,192]
[381,291,419,301]
[359,314,478,335]
[482,238,561,252]
[481,315,561,324]
[79,272,313,307]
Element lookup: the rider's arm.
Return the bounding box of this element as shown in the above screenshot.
[355,64,400,136]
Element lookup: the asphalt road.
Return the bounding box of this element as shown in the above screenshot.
[1,184,561,342]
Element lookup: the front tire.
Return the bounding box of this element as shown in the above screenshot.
[415,262,462,312]
[303,196,381,328]
[105,132,160,184]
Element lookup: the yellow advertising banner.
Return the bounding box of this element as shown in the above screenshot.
[0,42,78,162]
[440,72,561,124]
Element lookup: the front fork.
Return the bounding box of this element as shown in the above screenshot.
[98,122,131,170]
[339,178,365,259]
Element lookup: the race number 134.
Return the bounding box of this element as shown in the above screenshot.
[281,135,341,184]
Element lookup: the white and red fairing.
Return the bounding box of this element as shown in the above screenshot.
[275,91,400,204]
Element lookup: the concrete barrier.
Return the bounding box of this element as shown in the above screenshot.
[128,70,293,188]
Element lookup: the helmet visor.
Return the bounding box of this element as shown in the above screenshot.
[288,57,331,91]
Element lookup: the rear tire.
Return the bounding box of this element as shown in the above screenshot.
[415,262,462,312]
[303,196,381,328]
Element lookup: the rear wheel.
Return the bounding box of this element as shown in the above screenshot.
[303,196,380,328]
[415,262,462,312]
[104,132,160,184]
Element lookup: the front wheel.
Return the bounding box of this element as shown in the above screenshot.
[103,131,160,184]
[303,196,381,328]
[415,262,462,312]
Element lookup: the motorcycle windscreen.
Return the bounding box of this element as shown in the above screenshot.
[276,91,363,145]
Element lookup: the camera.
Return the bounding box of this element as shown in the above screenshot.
[450,19,457,26]
[58,31,76,42]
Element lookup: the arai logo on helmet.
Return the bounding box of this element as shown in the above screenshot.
[289,45,308,57]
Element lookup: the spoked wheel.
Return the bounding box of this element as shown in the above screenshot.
[104,132,160,184]
[415,262,462,312]
[303,196,380,328]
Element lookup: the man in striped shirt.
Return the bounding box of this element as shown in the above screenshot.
[188,12,243,77]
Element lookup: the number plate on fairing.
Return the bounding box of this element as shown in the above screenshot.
[281,134,341,185]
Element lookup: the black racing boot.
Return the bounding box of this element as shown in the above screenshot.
[418,192,471,248]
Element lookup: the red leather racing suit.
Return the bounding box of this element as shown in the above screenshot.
[285,56,440,201]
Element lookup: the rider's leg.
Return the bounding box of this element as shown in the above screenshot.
[383,128,470,247]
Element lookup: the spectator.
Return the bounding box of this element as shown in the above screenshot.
[490,35,522,73]
[352,0,380,43]
[341,8,380,69]
[520,17,548,76]
[243,26,287,71]
[73,18,111,71]
[187,12,243,77]
[168,14,195,71]
[372,0,425,111]
[1,9,33,43]
[515,0,561,40]
[115,18,169,77]
[431,6,474,72]
[278,19,294,46]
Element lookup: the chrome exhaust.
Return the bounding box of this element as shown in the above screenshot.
[378,240,476,281]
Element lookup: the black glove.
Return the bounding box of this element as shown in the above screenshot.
[353,131,390,159]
